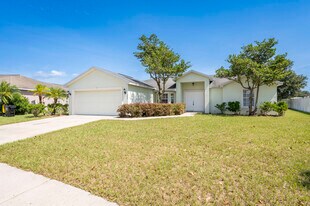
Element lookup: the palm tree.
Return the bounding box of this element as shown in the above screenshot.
[46,87,67,115]
[33,84,49,104]
[0,81,19,105]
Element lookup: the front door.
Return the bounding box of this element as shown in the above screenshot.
[184,90,204,112]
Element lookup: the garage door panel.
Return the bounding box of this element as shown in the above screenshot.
[74,90,122,115]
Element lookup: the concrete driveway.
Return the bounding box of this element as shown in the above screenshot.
[0,115,116,145]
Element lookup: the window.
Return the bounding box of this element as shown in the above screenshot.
[161,93,168,103]
[243,90,254,107]
[170,93,175,103]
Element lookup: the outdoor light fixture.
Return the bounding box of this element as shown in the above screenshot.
[67,91,72,96]
[123,88,127,94]
[192,82,195,86]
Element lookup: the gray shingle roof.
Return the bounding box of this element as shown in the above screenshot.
[0,74,66,90]
[144,78,176,91]
[118,73,154,89]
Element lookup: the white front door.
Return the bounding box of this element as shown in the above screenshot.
[184,90,204,112]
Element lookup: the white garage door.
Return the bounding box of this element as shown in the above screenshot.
[74,89,122,115]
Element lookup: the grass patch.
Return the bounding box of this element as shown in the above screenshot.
[0,110,309,205]
[0,114,46,126]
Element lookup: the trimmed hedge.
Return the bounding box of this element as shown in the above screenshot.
[117,103,186,118]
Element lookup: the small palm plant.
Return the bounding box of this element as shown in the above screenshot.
[33,84,49,104]
[0,81,19,113]
[0,81,19,104]
[46,87,67,115]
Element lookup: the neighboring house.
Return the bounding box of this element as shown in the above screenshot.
[66,67,280,115]
[0,74,66,105]
[65,67,154,115]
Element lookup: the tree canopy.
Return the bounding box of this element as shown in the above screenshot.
[216,38,293,115]
[134,34,190,102]
[277,70,308,100]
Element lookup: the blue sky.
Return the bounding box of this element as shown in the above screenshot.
[0,0,309,90]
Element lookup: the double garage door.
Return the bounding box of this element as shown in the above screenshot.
[73,89,122,115]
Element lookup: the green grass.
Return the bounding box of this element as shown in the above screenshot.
[0,110,309,205]
[0,114,46,126]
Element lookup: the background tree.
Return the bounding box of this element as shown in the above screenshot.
[0,81,19,105]
[46,87,67,115]
[216,38,293,115]
[277,70,308,100]
[33,84,49,104]
[134,34,191,102]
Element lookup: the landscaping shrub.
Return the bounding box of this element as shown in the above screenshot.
[215,102,227,114]
[46,103,69,116]
[227,101,240,114]
[259,101,289,116]
[8,93,30,115]
[29,104,45,117]
[259,102,274,115]
[273,101,288,116]
[117,103,185,118]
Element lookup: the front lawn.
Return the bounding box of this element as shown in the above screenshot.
[0,110,309,205]
[0,114,46,126]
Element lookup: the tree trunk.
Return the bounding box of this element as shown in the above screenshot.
[52,98,58,115]
[156,81,162,103]
[253,85,260,115]
[39,95,42,104]
[248,89,254,116]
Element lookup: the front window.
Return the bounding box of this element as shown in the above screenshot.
[243,90,254,107]
[161,93,168,103]
[170,93,175,103]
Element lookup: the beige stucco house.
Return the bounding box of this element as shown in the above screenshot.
[66,67,279,115]
[0,74,66,105]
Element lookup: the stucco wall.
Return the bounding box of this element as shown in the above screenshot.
[21,90,66,105]
[128,85,154,103]
[210,88,223,114]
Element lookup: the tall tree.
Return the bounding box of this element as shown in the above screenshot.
[216,38,293,115]
[134,34,191,102]
[0,81,19,105]
[46,87,67,115]
[33,84,49,104]
[277,70,308,100]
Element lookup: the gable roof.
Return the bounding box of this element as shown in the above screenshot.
[144,78,176,91]
[65,67,154,89]
[0,74,65,90]
[177,70,212,80]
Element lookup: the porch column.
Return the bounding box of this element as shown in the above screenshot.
[204,80,210,113]
[176,82,182,103]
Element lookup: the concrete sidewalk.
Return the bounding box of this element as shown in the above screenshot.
[0,163,117,206]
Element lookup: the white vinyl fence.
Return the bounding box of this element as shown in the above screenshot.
[285,97,310,113]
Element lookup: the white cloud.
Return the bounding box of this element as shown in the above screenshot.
[35,70,66,78]
[72,73,79,77]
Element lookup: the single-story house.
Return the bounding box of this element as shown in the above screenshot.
[0,74,66,105]
[66,67,280,115]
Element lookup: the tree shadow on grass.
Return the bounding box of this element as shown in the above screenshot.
[298,170,310,189]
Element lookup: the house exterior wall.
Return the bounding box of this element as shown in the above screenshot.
[210,88,223,114]
[21,90,66,105]
[221,82,277,114]
[67,69,129,114]
[128,85,154,103]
